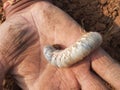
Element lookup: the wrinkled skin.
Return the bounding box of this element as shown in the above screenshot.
[0,0,120,90]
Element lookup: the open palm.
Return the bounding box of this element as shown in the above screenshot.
[0,1,120,90]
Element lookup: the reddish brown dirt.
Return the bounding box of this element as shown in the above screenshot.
[0,0,120,90]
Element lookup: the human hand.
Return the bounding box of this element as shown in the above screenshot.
[0,0,119,90]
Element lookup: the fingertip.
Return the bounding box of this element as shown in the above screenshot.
[91,48,120,89]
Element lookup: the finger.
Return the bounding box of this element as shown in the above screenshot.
[3,1,11,10]
[84,72,109,90]
[0,22,13,89]
[91,48,120,90]
[73,70,108,90]
[71,58,108,90]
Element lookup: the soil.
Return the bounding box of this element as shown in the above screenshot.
[0,0,120,90]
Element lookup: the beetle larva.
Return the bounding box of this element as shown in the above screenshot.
[43,32,102,68]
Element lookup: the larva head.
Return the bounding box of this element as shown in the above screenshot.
[43,45,56,62]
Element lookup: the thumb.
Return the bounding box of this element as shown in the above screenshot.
[91,48,120,90]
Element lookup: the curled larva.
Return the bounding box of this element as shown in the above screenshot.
[43,32,102,68]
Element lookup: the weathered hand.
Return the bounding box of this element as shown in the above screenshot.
[0,0,119,90]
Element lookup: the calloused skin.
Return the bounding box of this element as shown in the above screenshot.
[0,0,120,90]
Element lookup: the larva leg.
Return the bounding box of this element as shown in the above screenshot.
[43,32,103,68]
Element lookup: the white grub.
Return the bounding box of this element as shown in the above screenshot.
[43,32,102,68]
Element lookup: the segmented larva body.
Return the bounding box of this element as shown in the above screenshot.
[43,32,102,68]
